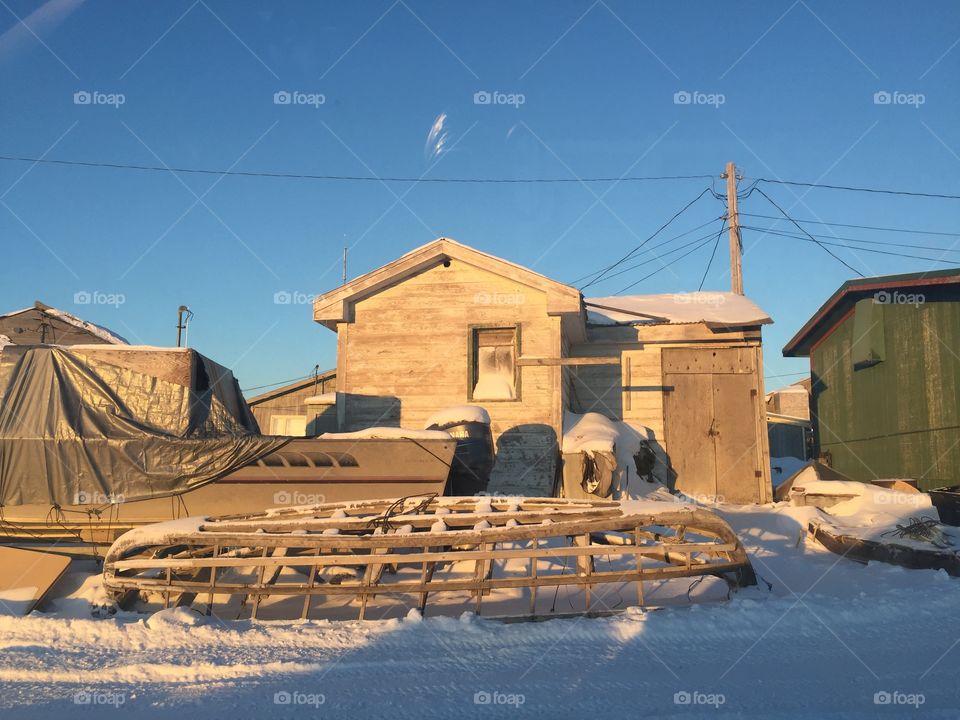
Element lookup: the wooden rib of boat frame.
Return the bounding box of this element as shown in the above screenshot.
[103,496,756,621]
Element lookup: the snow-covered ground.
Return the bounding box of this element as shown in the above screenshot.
[2,502,959,719]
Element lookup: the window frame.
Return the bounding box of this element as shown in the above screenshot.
[467,324,522,402]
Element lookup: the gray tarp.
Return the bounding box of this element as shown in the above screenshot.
[0,345,288,507]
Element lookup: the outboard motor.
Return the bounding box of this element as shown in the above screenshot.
[425,406,495,496]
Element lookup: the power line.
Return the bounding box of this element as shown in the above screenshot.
[741,224,960,254]
[579,187,713,290]
[764,371,809,380]
[751,177,960,201]
[597,226,726,283]
[742,225,959,265]
[616,235,717,294]
[4,152,960,199]
[753,187,865,277]
[740,212,960,238]
[0,153,716,184]
[241,372,316,393]
[698,221,727,291]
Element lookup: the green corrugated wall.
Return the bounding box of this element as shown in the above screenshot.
[811,296,960,490]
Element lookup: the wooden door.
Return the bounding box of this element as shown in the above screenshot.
[662,347,767,503]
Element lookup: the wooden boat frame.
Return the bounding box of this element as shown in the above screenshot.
[103,496,756,621]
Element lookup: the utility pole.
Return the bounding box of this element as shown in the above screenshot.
[724,161,744,295]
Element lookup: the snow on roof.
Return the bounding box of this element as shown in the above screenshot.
[320,427,453,441]
[0,303,128,344]
[584,292,772,327]
[423,405,491,429]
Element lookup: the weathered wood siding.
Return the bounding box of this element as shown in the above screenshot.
[337,260,562,495]
[248,375,338,435]
[568,323,767,497]
[812,296,960,489]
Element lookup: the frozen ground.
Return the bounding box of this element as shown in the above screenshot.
[2,502,959,719]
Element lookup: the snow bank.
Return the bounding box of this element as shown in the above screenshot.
[423,404,491,429]
[585,292,771,327]
[320,427,452,441]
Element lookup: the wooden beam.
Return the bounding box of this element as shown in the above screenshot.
[517,356,619,366]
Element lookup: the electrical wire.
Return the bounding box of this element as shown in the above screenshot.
[5,152,959,198]
[741,224,960,255]
[569,216,721,287]
[593,226,727,284]
[750,177,960,201]
[0,153,717,184]
[579,187,713,290]
[742,225,959,264]
[616,235,718,294]
[698,221,727,291]
[739,212,960,238]
[753,188,865,277]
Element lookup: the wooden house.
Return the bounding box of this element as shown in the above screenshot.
[784,268,960,490]
[246,371,338,436]
[0,301,127,346]
[313,238,773,503]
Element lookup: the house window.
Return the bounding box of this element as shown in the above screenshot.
[470,327,518,401]
[269,414,308,436]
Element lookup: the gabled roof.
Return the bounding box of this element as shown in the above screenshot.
[0,301,128,345]
[584,292,771,328]
[246,369,337,405]
[313,237,583,330]
[783,268,960,357]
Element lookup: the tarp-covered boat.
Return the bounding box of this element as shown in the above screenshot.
[0,345,455,543]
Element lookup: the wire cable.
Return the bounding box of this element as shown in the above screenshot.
[753,188,865,277]
[0,153,717,184]
[594,226,727,284]
[741,226,959,265]
[698,221,727,290]
[568,216,722,287]
[616,235,718,294]
[739,212,960,238]
[741,224,960,254]
[750,177,960,201]
[579,187,712,290]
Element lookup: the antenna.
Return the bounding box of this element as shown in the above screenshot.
[176,305,193,347]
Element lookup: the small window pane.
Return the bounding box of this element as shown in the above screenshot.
[473,328,516,400]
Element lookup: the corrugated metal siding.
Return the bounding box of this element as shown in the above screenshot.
[812,297,960,489]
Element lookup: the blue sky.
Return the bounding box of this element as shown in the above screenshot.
[1,0,959,394]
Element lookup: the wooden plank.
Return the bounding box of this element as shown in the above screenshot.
[517,356,619,366]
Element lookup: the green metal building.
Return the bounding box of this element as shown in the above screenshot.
[783,269,960,490]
